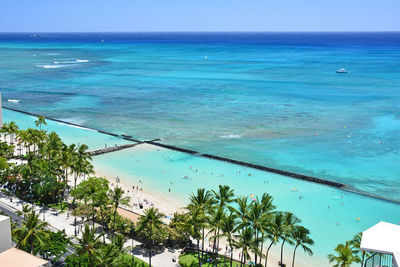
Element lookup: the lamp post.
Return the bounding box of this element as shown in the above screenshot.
[73,199,77,236]
[130,227,135,267]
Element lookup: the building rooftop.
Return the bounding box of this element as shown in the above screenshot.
[0,247,48,267]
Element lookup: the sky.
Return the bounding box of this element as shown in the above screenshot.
[1,0,399,32]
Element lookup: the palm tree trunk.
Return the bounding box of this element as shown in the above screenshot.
[88,251,93,267]
[202,227,205,260]
[92,203,95,229]
[292,245,299,267]
[361,252,365,267]
[216,228,220,256]
[230,245,233,267]
[30,240,34,254]
[197,238,201,267]
[113,209,117,236]
[280,239,286,267]
[259,235,264,265]
[149,233,153,267]
[212,229,217,254]
[255,229,258,264]
[264,241,274,267]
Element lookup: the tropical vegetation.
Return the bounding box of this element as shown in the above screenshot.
[0,119,317,267]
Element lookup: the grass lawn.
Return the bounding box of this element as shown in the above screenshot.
[179,251,248,267]
[48,202,69,212]
[121,253,149,266]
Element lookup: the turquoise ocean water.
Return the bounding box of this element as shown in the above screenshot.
[1,32,400,265]
[1,33,400,201]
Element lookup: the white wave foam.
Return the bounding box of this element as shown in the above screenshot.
[220,134,241,139]
[57,121,96,132]
[36,64,64,69]
[69,124,97,132]
[76,59,89,63]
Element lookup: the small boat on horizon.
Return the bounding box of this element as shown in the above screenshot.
[8,99,20,103]
[336,68,349,73]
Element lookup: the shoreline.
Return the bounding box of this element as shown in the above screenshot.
[92,147,322,267]
[93,156,316,267]
[93,164,184,218]
[5,105,400,206]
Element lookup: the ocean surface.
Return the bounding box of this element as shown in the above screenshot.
[1,32,400,200]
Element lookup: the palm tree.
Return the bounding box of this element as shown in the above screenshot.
[35,116,47,130]
[221,212,239,267]
[42,131,63,161]
[230,196,250,227]
[280,212,300,266]
[1,122,10,142]
[8,121,19,145]
[108,186,130,235]
[247,198,266,264]
[185,207,203,265]
[136,207,165,267]
[212,185,235,208]
[259,193,276,263]
[264,212,284,267]
[234,227,256,267]
[211,185,234,255]
[17,129,28,157]
[75,224,103,267]
[328,242,361,267]
[291,226,314,267]
[187,188,214,260]
[60,144,76,181]
[208,205,225,259]
[350,232,368,267]
[12,210,49,254]
[95,234,129,266]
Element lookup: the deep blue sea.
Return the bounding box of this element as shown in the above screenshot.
[1,32,400,200]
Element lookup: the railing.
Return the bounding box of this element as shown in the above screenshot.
[364,252,393,267]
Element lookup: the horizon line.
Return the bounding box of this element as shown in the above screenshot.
[0,30,400,34]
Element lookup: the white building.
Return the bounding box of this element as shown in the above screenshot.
[361,221,399,267]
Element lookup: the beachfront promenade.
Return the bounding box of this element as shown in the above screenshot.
[0,193,181,267]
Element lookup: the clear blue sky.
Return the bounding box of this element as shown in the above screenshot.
[1,0,399,32]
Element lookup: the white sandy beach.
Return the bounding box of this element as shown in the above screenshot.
[92,143,317,267]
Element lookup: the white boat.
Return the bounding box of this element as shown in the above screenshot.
[8,99,20,103]
[336,68,349,73]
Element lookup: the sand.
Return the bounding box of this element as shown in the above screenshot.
[92,146,315,267]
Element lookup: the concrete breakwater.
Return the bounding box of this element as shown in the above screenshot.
[146,141,344,188]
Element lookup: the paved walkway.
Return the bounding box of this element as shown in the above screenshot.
[0,193,180,267]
